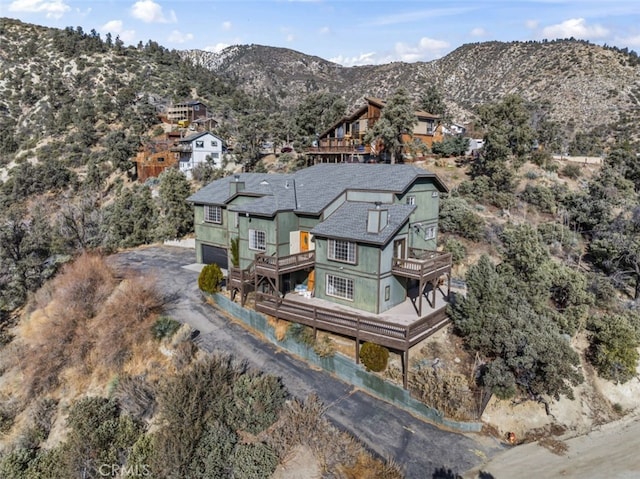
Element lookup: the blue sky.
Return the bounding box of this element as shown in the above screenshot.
[4,0,640,66]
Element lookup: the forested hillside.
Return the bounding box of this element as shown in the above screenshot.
[0,17,639,476]
[184,39,640,143]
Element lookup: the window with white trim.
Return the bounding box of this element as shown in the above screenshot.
[204,205,222,224]
[406,195,416,205]
[424,225,436,240]
[328,239,356,264]
[249,229,266,251]
[195,140,204,148]
[326,274,354,300]
[211,140,218,147]
[432,191,439,197]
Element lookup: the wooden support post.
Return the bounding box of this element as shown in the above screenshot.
[402,348,409,389]
[355,316,361,363]
[312,306,317,338]
[447,272,451,299]
[432,279,437,307]
[418,277,423,316]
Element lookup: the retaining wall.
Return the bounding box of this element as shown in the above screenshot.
[209,292,484,433]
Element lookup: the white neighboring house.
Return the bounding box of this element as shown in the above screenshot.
[174,132,224,177]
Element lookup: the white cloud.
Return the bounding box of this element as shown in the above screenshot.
[329,52,377,67]
[286,33,295,42]
[394,37,450,62]
[617,34,640,48]
[8,0,70,19]
[319,26,330,35]
[222,21,232,31]
[525,19,539,30]
[100,20,136,43]
[541,18,609,39]
[330,36,449,66]
[130,0,176,24]
[168,30,194,44]
[204,42,230,53]
[470,27,486,37]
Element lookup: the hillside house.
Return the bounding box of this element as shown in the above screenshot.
[307,97,444,164]
[188,163,453,387]
[172,131,224,176]
[133,131,183,181]
[166,100,208,124]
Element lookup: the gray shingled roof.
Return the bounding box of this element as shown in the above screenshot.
[179,131,221,143]
[310,202,415,245]
[187,163,447,217]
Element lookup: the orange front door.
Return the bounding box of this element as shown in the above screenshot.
[300,231,309,252]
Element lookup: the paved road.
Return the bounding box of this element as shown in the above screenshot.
[109,245,503,479]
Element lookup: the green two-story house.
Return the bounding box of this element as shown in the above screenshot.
[188,163,450,314]
[188,163,452,388]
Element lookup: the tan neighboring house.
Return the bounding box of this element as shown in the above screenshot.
[307,97,444,164]
[166,100,208,124]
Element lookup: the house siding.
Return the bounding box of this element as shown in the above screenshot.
[398,179,440,250]
[314,238,382,313]
[194,205,228,263]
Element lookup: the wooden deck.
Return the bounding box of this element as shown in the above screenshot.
[255,251,315,278]
[256,292,449,352]
[392,251,452,282]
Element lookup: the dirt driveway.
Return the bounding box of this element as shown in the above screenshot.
[465,413,640,478]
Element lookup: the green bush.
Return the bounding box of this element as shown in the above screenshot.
[520,183,557,213]
[152,316,181,340]
[198,263,224,293]
[231,443,278,479]
[227,373,287,434]
[189,420,237,478]
[442,238,467,265]
[561,163,582,179]
[359,342,389,372]
[438,197,485,241]
[587,315,639,384]
[481,359,517,399]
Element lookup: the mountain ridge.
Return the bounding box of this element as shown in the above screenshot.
[181,40,640,138]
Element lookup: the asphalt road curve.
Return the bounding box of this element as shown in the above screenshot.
[109,245,503,478]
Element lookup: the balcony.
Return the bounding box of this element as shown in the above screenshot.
[255,251,315,278]
[392,249,452,283]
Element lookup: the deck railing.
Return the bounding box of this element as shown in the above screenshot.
[392,251,452,279]
[254,251,315,276]
[255,292,449,350]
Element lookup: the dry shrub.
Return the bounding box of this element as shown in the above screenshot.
[20,305,94,399]
[92,274,163,371]
[387,363,477,420]
[267,317,289,341]
[113,375,156,420]
[52,253,116,320]
[266,395,399,477]
[172,340,198,369]
[20,260,164,399]
[339,452,404,479]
